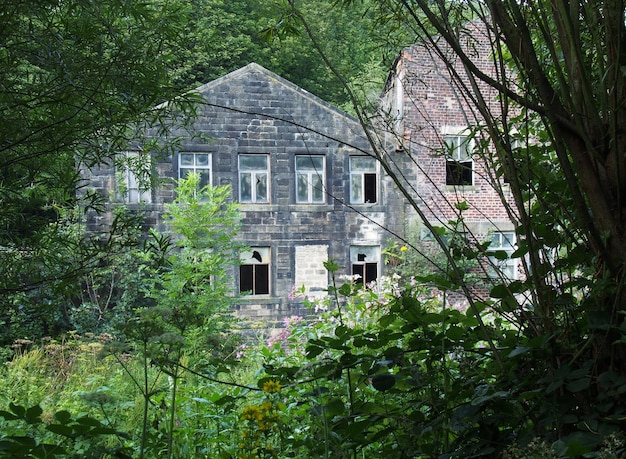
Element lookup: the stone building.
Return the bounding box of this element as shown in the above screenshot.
[379,21,518,282]
[84,63,406,322]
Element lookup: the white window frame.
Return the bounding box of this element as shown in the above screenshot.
[350,245,380,285]
[295,155,326,203]
[350,156,378,204]
[239,154,269,203]
[393,69,404,132]
[487,231,517,280]
[179,152,212,189]
[120,151,152,204]
[239,247,271,295]
[444,129,474,186]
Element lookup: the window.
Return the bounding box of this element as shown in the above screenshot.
[393,69,404,133]
[120,152,152,203]
[179,153,212,188]
[487,231,516,279]
[350,246,380,285]
[445,133,473,186]
[350,156,378,204]
[240,247,270,295]
[239,154,269,203]
[296,155,325,203]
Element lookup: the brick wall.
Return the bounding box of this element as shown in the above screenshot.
[380,21,514,235]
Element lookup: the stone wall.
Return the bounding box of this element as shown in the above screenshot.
[82,63,408,325]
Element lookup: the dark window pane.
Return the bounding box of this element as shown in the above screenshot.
[255,264,269,295]
[180,154,194,166]
[240,265,253,293]
[199,170,210,188]
[446,161,472,185]
[240,155,267,170]
[352,264,364,283]
[297,173,308,201]
[364,173,377,203]
[365,263,378,284]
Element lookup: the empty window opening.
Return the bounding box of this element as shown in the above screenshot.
[445,134,473,186]
[350,156,378,204]
[240,248,270,295]
[350,246,380,285]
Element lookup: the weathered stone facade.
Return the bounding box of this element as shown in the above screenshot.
[84,63,406,322]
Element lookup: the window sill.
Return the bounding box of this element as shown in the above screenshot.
[443,185,479,192]
[350,202,385,211]
[288,204,334,212]
[239,203,276,211]
[237,295,275,303]
[239,203,337,212]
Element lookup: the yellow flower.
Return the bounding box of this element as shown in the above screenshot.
[400,246,408,252]
[261,401,272,411]
[262,379,281,393]
[241,405,261,420]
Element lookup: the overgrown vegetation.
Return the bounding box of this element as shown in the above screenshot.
[3,0,626,457]
[3,267,626,457]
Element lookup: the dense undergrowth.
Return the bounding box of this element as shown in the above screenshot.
[1,267,625,458]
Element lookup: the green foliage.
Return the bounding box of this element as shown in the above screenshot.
[0,402,131,458]
[101,174,243,459]
[250,268,626,457]
[150,173,243,332]
[172,0,391,108]
[0,0,197,343]
[2,270,626,457]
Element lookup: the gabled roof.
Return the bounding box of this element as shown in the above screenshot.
[193,62,358,122]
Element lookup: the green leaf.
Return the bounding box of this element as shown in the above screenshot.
[487,249,509,260]
[454,201,469,211]
[445,325,465,341]
[567,378,590,393]
[422,312,444,324]
[371,374,396,391]
[54,410,72,425]
[340,352,358,366]
[507,346,530,358]
[46,424,74,437]
[338,282,353,296]
[325,398,345,415]
[490,284,510,298]
[471,390,509,406]
[24,405,43,424]
[8,403,26,418]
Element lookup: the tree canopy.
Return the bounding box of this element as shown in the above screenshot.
[0,0,197,337]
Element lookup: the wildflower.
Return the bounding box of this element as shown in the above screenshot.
[400,246,408,252]
[241,405,261,420]
[262,379,281,393]
[261,401,272,411]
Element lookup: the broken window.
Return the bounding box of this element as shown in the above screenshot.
[179,152,212,189]
[239,154,269,203]
[350,156,378,204]
[240,247,270,295]
[296,155,325,203]
[445,133,473,186]
[350,245,380,285]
